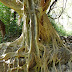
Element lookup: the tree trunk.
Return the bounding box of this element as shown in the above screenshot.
[0,0,72,72]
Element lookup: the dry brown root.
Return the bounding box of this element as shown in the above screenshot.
[0,33,24,61]
[0,38,72,72]
[0,25,72,72]
[0,33,23,55]
[0,24,72,72]
[0,14,72,72]
[25,41,72,72]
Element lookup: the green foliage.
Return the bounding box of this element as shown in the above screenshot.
[0,2,22,43]
[7,20,22,36]
[2,19,22,42]
[51,20,68,36]
[0,2,11,24]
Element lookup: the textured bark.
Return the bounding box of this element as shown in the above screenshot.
[0,0,23,16]
[0,0,72,72]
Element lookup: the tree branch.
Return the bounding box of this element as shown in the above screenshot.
[47,0,57,14]
[0,0,23,16]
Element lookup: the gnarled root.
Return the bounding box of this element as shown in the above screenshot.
[0,38,72,72]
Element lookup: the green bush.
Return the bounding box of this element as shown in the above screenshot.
[0,2,22,42]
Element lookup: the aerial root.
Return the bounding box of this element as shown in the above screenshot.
[0,38,72,72]
[0,47,29,61]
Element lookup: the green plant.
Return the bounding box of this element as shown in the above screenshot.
[0,2,22,42]
[50,20,68,36]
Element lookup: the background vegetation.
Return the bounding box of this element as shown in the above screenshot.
[0,2,22,43]
[0,1,72,43]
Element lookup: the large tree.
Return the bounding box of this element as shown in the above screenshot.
[0,0,72,72]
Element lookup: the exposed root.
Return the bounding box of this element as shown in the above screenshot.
[0,25,72,72]
[0,21,72,72]
[0,5,72,72]
[0,38,72,72]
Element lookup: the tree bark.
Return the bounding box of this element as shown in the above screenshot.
[0,0,23,16]
[0,0,72,72]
